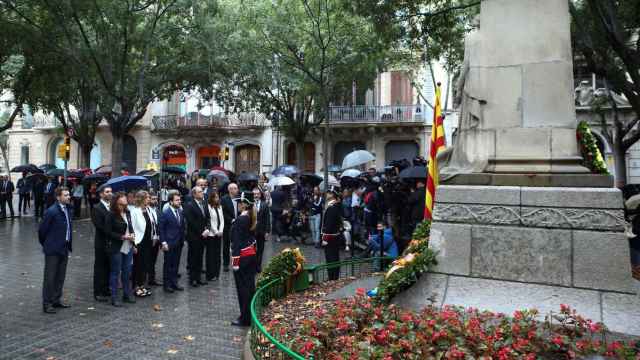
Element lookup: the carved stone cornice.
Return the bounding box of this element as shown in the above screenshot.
[433,203,625,231]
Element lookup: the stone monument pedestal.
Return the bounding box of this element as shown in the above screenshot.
[430,185,636,294]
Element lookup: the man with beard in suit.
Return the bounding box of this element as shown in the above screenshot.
[183,186,210,287]
[91,185,113,302]
[221,182,239,272]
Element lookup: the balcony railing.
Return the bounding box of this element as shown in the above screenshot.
[31,116,61,129]
[152,112,269,131]
[328,105,428,124]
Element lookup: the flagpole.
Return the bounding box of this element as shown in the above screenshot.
[424,82,444,220]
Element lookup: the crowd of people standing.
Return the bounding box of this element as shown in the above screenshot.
[34,159,428,326]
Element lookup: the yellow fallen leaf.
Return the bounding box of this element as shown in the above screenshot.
[151,322,164,329]
[273,314,284,320]
[167,348,178,354]
[153,304,162,312]
[103,340,113,348]
[183,335,194,342]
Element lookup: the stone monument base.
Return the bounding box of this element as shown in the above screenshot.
[430,185,636,294]
[393,272,640,337]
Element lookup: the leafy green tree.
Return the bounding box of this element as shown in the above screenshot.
[570,0,640,186]
[199,0,393,172]
[11,0,216,175]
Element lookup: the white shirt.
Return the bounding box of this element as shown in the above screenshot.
[59,203,71,242]
[208,205,224,236]
[100,200,110,211]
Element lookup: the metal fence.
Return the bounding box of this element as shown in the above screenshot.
[152,112,269,130]
[249,257,392,360]
[328,105,427,124]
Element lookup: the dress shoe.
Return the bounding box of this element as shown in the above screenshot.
[43,305,57,314]
[94,295,109,302]
[197,280,208,286]
[190,281,199,287]
[148,280,162,287]
[172,285,184,291]
[111,300,123,307]
[52,303,70,309]
[177,273,182,278]
[231,319,250,327]
[223,267,229,272]
[122,297,136,304]
[163,287,175,293]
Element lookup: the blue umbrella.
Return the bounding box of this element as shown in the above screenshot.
[272,165,300,177]
[105,175,148,193]
[327,164,341,173]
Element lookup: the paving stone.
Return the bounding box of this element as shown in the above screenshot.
[0,216,334,359]
[602,292,640,336]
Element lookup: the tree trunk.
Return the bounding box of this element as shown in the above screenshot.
[0,146,10,175]
[295,140,306,172]
[79,143,92,168]
[111,133,123,178]
[613,145,627,188]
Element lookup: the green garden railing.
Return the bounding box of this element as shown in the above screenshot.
[249,257,392,360]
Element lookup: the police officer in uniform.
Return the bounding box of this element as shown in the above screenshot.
[230,192,257,327]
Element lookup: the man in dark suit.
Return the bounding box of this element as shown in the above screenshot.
[0,175,15,219]
[33,177,46,218]
[183,186,210,287]
[17,173,31,216]
[91,185,113,302]
[159,192,185,293]
[253,187,270,272]
[44,177,58,209]
[270,186,287,241]
[38,187,73,314]
[221,182,239,272]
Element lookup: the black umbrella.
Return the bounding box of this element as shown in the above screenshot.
[237,172,259,182]
[137,169,158,177]
[26,173,48,184]
[46,168,85,178]
[162,166,186,174]
[82,173,109,184]
[398,166,427,180]
[11,164,43,174]
[300,173,323,187]
[272,165,300,177]
[38,164,57,172]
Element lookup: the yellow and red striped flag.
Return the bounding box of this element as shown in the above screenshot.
[424,83,445,220]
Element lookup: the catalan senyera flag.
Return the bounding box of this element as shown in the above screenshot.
[424,83,445,220]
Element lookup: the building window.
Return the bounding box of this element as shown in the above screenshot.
[20,145,29,165]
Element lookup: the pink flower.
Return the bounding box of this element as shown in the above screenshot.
[552,335,564,347]
[355,287,366,297]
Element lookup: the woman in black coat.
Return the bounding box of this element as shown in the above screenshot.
[321,188,343,281]
[230,193,257,327]
[105,192,136,307]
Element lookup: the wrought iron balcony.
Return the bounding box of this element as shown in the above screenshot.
[31,116,61,129]
[152,112,269,131]
[328,105,429,124]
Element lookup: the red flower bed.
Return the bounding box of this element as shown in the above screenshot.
[266,290,640,359]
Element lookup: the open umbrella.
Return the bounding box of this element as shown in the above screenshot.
[46,168,85,178]
[237,172,259,182]
[207,170,230,184]
[26,173,48,184]
[195,169,210,177]
[300,173,323,187]
[95,165,112,174]
[162,166,186,174]
[83,173,109,184]
[340,169,362,178]
[38,164,57,172]
[105,175,148,193]
[272,165,300,177]
[626,194,640,210]
[268,176,295,188]
[137,169,158,177]
[399,166,427,180]
[210,166,233,176]
[11,164,43,174]
[320,174,340,188]
[327,164,341,173]
[341,150,375,170]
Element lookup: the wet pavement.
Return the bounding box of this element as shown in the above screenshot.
[0,202,330,360]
